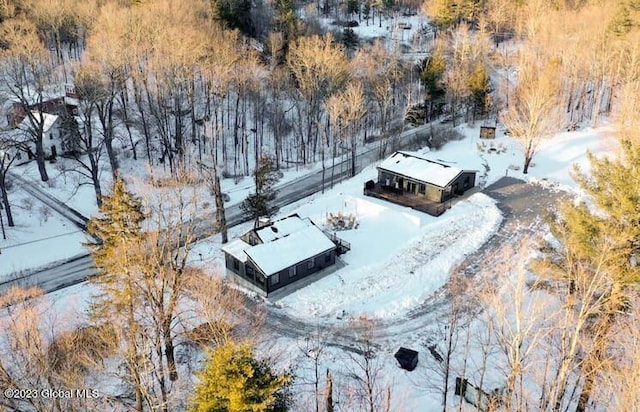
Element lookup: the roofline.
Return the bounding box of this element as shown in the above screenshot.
[395,151,453,168]
[376,165,477,189]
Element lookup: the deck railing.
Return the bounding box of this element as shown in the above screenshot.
[323,231,351,253]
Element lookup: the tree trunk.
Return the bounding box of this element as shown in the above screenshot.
[164,326,178,382]
[214,167,228,244]
[91,164,103,207]
[127,296,143,412]
[523,155,532,174]
[0,177,14,227]
[34,138,49,182]
[325,369,334,412]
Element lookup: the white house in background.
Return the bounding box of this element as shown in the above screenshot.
[222,214,350,296]
[14,112,63,159]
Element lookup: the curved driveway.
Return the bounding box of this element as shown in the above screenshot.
[262,177,568,348]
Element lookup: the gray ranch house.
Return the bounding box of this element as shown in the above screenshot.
[365,151,478,215]
[222,214,350,296]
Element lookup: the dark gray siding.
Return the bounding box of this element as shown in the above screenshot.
[224,255,268,293]
[266,249,337,294]
[451,172,476,195]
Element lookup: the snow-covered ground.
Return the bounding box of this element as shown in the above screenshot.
[0,187,90,279]
[274,173,501,319]
[0,120,622,411]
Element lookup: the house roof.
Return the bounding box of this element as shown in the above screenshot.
[378,151,473,188]
[245,225,336,276]
[221,239,252,263]
[17,112,59,134]
[255,214,312,243]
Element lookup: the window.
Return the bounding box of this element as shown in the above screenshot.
[324,253,331,263]
[233,259,239,271]
[246,265,255,279]
[419,184,426,194]
[272,272,280,285]
[464,176,471,188]
[307,258,315,269]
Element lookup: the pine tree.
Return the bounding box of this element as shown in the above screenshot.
[59,111,82,156]
[420,48,447,120]
[537,138,640,410]
[468,62,491,119]
[241,154,280,227]
[190,341,292,412]
[85,178,146,411]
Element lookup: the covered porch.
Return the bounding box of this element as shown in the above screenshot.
[363,182,451,217]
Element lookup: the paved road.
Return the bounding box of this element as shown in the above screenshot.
[1,122,439,294]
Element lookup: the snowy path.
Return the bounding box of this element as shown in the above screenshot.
[261,177,567,349]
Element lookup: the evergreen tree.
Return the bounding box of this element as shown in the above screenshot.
[241,154,280,227]
[190,341,292,412]
[86,178,145,266]
[468,62,491,119]
[420,49,447,120]
[85,178,146,411]
[341,27,359,52]
[347,0,360,18]
[59,111,82,156]
[538,138,640,410]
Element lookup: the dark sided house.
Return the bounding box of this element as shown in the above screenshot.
[365,151,478,216]
[221,214,350,296]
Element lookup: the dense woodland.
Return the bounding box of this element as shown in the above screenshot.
[0,0,640,411]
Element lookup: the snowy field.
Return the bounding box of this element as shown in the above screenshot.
[274,172,502,319]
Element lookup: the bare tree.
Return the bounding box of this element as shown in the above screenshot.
[63,62,108,206]
[0,136,16,227]
[500,50,563,174]
[0,287,113,412]
[297,329,331,412]
[287,34,350,164]
[342,317,391,412]
[0,19,56,182]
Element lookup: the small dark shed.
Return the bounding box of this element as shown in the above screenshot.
[479,126,496,139]
[395,347,419,371]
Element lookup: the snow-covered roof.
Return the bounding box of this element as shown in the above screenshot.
[40,113,59,134]
[17,112,59,134]
[255,215,312,243]
[221,239,252,263]
[378,151,472,188]
[245,225,336,276]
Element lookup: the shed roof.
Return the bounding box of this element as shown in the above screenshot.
[378,151,471,188]
[245,225,336,276]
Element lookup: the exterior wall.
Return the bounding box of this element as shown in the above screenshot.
[451,172,476,195]
[379,170,401,189]
[266,249,337,294]
[224,254,268,294]
[378,168,477,203]
[424,184,444,202]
